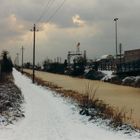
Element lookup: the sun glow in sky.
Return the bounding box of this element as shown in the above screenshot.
[0,0,140,64]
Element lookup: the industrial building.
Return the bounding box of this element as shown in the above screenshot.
[124,49,140,62]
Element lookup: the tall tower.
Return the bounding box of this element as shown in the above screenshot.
[76,42,80,54]
[84,50,87,60]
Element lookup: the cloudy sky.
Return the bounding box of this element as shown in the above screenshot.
[0,0,140,64]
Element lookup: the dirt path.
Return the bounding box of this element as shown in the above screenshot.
[24,69,140,127]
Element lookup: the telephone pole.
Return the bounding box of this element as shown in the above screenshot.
[31,24,38,83]
[16,53,19,66]
[114,18,119,59]
[21,46,24,73]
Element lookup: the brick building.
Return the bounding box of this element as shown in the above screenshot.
[124,49,140,62]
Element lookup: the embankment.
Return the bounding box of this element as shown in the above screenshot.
[24,69,140,127]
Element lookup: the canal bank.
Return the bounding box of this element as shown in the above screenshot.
[24,69,140,127]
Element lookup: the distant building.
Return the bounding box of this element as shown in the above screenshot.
[100,54,114,60]
[97,54,115,70]
[124,49,140,62]
[116,49,140,75]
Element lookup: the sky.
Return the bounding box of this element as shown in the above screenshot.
[0,0,140,65]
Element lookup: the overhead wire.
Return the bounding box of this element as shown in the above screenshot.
[36,0,56,24]
[45,0,67,24]
[36,0,66,25]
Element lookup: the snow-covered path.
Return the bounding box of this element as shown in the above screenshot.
[0,69,139,140]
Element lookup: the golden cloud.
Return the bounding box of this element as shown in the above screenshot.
[72,14,86,27]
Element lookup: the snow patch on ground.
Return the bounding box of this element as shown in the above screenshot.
[0,69,139,140]
[122,76,140,86]
[100,70,115,81]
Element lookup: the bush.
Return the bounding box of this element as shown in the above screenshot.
[1,51,13,73]
[84,69,105,80]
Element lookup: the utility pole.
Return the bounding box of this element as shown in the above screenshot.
[31,24,38,83]
[57,57,59,63]
[59,57,62,63]
[16,53,19,67]
[21,46,24,73]
[114,18,119,59]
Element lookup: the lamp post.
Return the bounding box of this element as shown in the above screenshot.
[119,43,122,72]
[114,18,119,59]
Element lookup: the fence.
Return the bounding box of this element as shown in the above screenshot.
[116,60,140,75]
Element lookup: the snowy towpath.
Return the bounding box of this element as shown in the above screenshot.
[0,69,139,140]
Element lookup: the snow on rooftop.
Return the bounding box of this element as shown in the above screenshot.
[101,54,114,60]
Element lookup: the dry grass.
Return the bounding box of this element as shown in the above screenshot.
[81,82,99,108]
[0,73,14,83]
[23,71,139,130]
[81,82,135,128]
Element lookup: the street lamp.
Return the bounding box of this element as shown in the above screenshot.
[114,18,119,59]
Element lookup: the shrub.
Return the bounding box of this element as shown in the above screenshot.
[1,51,13,73]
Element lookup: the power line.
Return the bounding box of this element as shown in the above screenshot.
[36,0,56,23]
[29,0,66,83]
[36,0,52,23]
[45,0,66,24]
[36,0,66,25]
